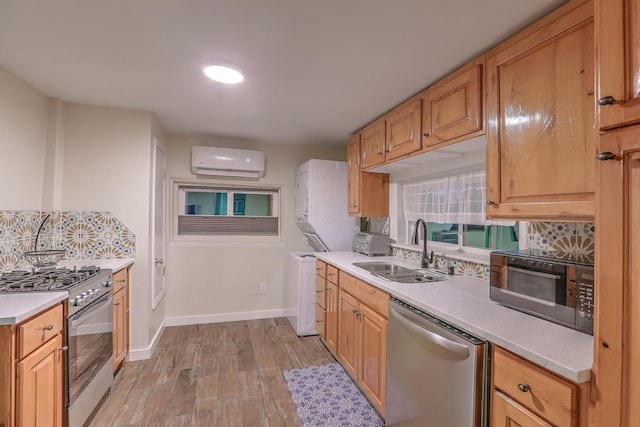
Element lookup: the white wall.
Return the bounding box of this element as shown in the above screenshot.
[61,104,157,353]
[0,67,49,210]
[164,135,345,323]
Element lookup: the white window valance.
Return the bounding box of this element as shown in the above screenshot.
[402,170,515,226]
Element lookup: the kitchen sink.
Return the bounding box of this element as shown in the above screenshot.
[352,262,448,283]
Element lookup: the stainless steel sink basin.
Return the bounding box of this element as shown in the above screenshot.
[352,262,448,283]
[352,262,413,275]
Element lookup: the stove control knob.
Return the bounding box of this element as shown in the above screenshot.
[102,280,114,288]
[73,297,86,307]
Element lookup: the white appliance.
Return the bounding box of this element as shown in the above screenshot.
[286,252,318,336]
[295,159,358,251]
[191,146,266,178]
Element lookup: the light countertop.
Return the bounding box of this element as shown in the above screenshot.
[315,251,593,383]
[0,258,135,326]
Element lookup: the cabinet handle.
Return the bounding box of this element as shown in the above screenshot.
[316,320,323,324]
[59,346,69,352]
[43,324,54,331]
[114,302,121,306]
[423,132,429,138]
[517,384,531,392]
[598,96,615,106]
[597,152,621,161]
[486,201,497,206]
[117,279,126,283]
[317,289,324,293]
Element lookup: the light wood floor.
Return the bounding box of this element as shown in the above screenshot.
[89,318,335,427]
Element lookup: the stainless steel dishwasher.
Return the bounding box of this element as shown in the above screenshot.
[386,298,489,427]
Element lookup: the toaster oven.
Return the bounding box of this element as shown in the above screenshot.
[352,232,391,256]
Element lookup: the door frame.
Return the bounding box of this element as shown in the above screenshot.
[150,139,167,309]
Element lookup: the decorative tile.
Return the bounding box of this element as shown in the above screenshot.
[527,222,595,255]
[0,210,135,266]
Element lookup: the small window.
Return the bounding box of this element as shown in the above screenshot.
[421,221,519,250]
[177,185,279,236]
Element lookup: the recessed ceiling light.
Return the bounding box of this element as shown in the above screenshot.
[203,65,244,84]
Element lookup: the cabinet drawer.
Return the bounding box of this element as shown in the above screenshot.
[493,346,577,426]
[316,260,327,278]
[112,268,128,294]
[18,304,63,359]
[338,272,389,318]
[327,265,339,285]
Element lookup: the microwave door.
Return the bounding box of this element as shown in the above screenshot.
[506,266,563,304]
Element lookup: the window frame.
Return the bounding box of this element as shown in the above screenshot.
[171,179,283,245]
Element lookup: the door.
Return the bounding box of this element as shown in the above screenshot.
[385,97,421,160]
[17,334,63,427]
[347,134,361,215]
[112,288,126,368]
[337,290,359,379]
[597,0,640,129]
[325,281,339,353]
[485,1,596,220]
[595,124,640,426]
[492,391,552,427]
[151,141,166,309]
[359,304,387,417]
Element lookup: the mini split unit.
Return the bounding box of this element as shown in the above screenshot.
[191,146,266,178]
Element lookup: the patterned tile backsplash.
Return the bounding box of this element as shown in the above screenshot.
[383,219,595,281]
[0,210,135,272]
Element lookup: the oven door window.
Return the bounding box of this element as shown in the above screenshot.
[67,293,113,405]
[506,266,566,305]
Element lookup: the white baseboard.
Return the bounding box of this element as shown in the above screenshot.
[128,318,166,362]
[165,308,289,327]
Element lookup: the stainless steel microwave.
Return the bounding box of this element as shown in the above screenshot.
[490,250,594,335]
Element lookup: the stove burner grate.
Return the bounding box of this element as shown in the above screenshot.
[0,266,102,293]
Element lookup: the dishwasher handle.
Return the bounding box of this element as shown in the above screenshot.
[389,305,470,358]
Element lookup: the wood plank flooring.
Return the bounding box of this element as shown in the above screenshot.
[89,318,335,427]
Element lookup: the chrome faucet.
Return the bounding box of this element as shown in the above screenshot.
[412,219,435,268]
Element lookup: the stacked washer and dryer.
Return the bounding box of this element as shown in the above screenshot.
[285,159,359,336]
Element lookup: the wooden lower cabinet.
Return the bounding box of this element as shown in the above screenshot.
[493,390,552,427]
[324,281,338,353]
[337,274,388,418]
[17,333,64,427]
[112,268,130,371]
[0,303,65,427]
[491,346,590,427]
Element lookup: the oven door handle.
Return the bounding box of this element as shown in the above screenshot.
[68,293,112,326]
[508,266,562,280]
[389,305,470,358]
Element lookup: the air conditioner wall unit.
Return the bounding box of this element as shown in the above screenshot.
[191,146,266,178]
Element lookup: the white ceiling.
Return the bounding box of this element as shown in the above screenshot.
[0,0,567,146]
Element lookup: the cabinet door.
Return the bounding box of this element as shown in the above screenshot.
[423,57,483,148]
[597,0,640,129]
[347,134,361,215]
[17,333,63,427]
[486,0,596,220]
[316,274,327,309]
[337,290,359,379]
[315,304,326,341]
[113,288,127,370]
[385,98,421,160]
[325,281,339,354]
[360,120,386,169]
[358,304,387,418]
[492,390,552,427]
[595,126,640,426]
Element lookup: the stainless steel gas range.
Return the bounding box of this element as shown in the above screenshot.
[0,266,115,427]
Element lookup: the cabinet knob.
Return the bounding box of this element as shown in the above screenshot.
[486,200,497,206]
[423,132,429,137]
[43,325,54,331]
[517,384,531,392]
[59,346,69,352]
[598,96,616,106]
[597,152,620,161]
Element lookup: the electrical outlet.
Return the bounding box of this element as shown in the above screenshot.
[259,282,267,295]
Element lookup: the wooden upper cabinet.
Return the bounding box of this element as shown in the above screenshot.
[347,134,361,215]
[422,56,485,148]
[385,97,422,161]
[597,0,640,130]
[360,119,386,169]
[486,0,596,221]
